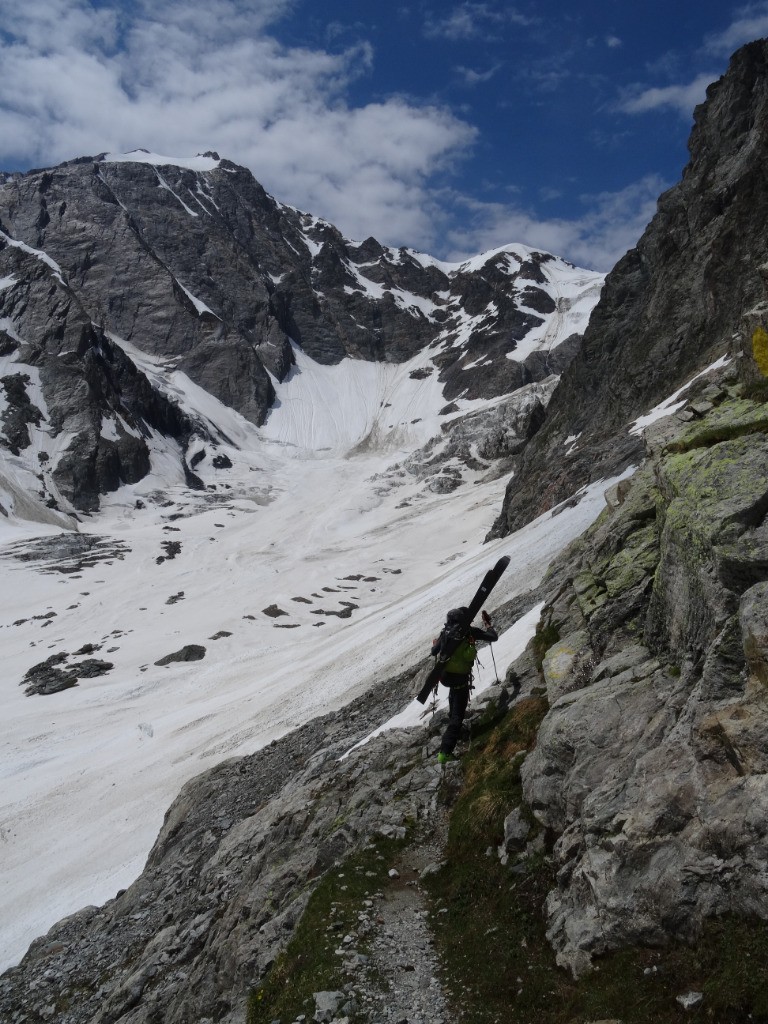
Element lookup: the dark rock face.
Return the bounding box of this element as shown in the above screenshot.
[0,372,43,453]
[0,240,203,512]
[492,39,768,536]
[22,652,114,694]
[0,154,600,514]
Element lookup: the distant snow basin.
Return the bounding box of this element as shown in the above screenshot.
[260,343,446,452]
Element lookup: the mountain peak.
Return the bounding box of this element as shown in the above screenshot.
[0,153,601,519]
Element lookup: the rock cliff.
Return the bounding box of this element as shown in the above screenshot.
[521,360,768,977]
[491,38,768,536]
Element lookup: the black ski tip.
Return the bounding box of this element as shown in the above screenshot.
[496,555,511,571]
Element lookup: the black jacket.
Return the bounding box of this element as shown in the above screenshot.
[430,622,498,658]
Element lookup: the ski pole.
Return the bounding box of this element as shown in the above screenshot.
[490,643,500,683]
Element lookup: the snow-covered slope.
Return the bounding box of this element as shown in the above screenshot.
[0,152,610,971]
[0,355,629,967]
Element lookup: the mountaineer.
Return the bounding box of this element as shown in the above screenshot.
[432,608,498,764]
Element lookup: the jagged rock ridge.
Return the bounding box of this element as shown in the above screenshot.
[0,152,601,514]
[492,38,768,536]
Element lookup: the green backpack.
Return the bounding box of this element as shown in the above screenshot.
[443,637,477,674]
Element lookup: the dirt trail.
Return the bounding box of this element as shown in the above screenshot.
[356,811,453,1024]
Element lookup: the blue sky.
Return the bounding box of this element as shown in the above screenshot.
[0,1,767,269]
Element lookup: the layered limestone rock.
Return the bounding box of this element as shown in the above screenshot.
[493,38,768,536]
[515,368,768,976]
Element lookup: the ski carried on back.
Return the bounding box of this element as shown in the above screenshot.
[416,555,510,704]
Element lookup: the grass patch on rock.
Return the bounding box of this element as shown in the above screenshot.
[247,834,406,1024]
[424,697,768,1024]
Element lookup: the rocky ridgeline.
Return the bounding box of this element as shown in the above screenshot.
[0,150,600,515]
[493,38,768,536]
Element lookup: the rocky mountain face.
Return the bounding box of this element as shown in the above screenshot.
[4,34,768,1024]
[4,321,767,1024]
[491,38,768,536]
[0,152,601,515]
[524,359,768,978]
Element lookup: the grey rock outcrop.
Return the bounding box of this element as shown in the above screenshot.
[493,38,768,536]
[513,373,768,976]
[0,235,204,512]
[154,644,206,666]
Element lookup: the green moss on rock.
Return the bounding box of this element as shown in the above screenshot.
[660,434,768,549]
[603,522,659,599]
[667,398,768,454]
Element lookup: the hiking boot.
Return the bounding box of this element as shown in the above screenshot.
[437,751,457,765]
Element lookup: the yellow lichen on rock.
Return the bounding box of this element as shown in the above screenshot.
[752,326,768,376]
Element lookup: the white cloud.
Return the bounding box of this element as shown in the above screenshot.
[424,2,533,41]
[445,175,666,272]
[617,73,715,117]
[615,6,768,123]
[0,0,119,50]
[0,0,474,251]
[606,35,622,49]
[455,63,502,85]
[704,2,768,55]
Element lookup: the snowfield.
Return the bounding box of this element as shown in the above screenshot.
[0,335,629,972]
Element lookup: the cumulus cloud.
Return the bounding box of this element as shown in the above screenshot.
[444,175,667,272]
[0,0,475,251]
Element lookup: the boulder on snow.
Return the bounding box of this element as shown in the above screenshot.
[154,645,206,666]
